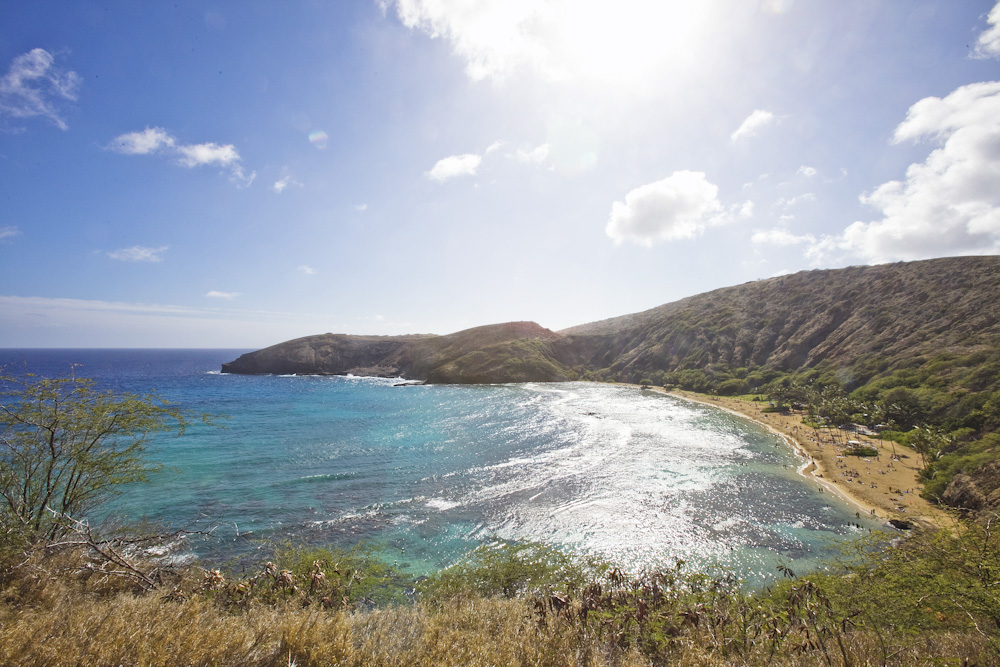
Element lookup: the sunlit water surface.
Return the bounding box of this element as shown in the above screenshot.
[0,349,881,586]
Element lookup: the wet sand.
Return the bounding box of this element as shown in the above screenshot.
[658,389,949,528]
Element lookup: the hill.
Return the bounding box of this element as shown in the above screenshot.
[563,255,1000,383]
[221,321,572,383]
[224,256,1000,389]
[223,256,1000,510]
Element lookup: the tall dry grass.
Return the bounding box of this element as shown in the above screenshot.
[0,571,991,666]
[0,588,652,666]
[0,538,994,666]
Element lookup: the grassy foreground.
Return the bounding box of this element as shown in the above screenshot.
[1,523,998,666]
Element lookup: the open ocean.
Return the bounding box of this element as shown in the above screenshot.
[0,348,881,585]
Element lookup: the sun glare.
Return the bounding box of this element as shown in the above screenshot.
[550,1,715,87]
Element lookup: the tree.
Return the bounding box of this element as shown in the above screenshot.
[0,374,187,547]
[909,424,949,469]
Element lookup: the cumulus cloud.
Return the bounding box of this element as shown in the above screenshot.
[810,81,1000,263]
[0,225,20,241]
[298,265,317,275]
[606,171,727,246]
[797,165,817,177]
[427,153,482,182]
[354,203,368,211]
[107,245,169,262]
[205,290,240,299]
[731,109,776,142]
[0,48,80,130]
[975,1,1000,58]
[751,228,816,246]
[388,0,548,81]
[108,126,255,186]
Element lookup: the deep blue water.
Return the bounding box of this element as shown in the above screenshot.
[0,349,880,584]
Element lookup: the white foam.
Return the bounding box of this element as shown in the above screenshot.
[426,498,461,511]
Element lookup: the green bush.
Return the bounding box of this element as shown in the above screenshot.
[419,541,605,602]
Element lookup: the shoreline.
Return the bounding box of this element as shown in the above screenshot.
[654,388,948,529]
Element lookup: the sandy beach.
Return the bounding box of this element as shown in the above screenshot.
[658,388,950,529]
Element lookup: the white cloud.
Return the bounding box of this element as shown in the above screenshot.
[298,265,317,275]
[740,201,755,217]
[205,290,240,299]
[229,165,256,188]
[427,153,482,182]
[0,48,80,130]
[107,245,169,262]
[386,1,719,87]
[606,171,726,246]
[354,203,368,212]
[389,0,549,82]
[0,226,20,241]
[108,127,253,186]
[273,175,301,193]
[751,228,816,246]
[975,1,1000,58]
[797,165,817,177]
[485,140,506,154]
[175,142,239,167]
[731,109,776,142]
[109,127,175,155]
[811,81,1000,263]
[515,142,550,164]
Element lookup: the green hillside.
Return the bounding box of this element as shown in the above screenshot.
[223,256,1000,511]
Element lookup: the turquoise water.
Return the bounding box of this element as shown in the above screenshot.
[0,349,880,585]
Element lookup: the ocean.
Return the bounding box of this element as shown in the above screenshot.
[0,348,880,585]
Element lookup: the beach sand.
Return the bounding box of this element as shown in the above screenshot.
[658,389,950,529]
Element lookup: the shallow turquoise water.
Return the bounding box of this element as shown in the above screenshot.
[0,349,881,585]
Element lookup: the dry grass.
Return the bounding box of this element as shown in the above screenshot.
[0,588,653,666]
[0,544,993,666]
[0,577,990,666]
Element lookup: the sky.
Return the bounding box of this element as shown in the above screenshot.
[1,1,999,348]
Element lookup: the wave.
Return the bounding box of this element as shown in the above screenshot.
[425,498,461,511]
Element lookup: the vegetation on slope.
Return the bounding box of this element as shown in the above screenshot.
[1,525,998,666]
[4,357,1000,664]
[739,347,1000,513]
[564,256,1000,384]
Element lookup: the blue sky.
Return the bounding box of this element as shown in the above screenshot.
[2,1,999,347]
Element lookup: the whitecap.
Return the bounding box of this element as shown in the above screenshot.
[426,498,461,511]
